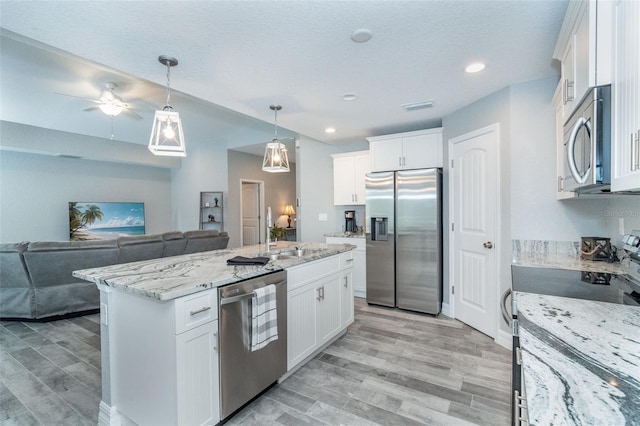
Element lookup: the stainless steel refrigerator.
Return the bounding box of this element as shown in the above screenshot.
[365,168,442,314]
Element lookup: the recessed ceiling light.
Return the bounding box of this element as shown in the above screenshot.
[401,100,435,111]
[465,62,486,73]
[342,92,357,101]
[325,127,336,134]
[351,29,373,43]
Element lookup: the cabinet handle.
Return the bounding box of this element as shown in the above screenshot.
[344,276,349,288]
[632,131,640,172]
[190,306,211,316]
[516,346,522,366]
[564,79,574,104]
[316,287,322,301]
[403,156,406,167]
[321,286,325,300]
[399,156,402,167]
[213,332,218,352]
[354,194,357,202]
[346,258,354,263]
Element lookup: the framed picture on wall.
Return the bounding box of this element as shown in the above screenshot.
[69,202,145,241]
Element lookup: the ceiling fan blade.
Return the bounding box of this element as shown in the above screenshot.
[83,106,101,112]
[122,108,143,120]
[54,92,101,103]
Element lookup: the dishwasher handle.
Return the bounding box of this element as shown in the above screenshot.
[220,291,256,305]
[219,279,287,306]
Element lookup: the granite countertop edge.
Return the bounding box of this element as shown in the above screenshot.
[73,242,356,301]
[324,232,366,239]
[512,257,624,274]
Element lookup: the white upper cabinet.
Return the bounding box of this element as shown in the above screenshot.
[367,128,443,172]
[332,151,370,205]
[611,0,640,192]
[554,0,612,124]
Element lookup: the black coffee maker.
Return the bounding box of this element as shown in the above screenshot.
[345,210,356,233]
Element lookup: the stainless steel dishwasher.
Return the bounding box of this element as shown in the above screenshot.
[218,270,287,421]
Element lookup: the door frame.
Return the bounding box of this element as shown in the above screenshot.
[447,123,502,339]
[239,179,265,246]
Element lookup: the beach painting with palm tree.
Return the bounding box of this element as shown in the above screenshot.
[69,202,145,241]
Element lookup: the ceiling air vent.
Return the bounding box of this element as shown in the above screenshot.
[401,100,434,111]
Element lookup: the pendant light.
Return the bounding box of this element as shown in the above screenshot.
[148,55,186,157]
[262,105,290,173]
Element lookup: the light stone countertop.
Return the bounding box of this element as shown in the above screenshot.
[73,242,355,301]
[324,232,366,239]
[515,292,640,425]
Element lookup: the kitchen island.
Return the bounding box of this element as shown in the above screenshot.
[73,241,356,426]
[515,292,640,425]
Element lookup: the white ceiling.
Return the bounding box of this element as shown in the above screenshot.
[0,0,568,155]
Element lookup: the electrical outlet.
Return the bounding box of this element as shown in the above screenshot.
[100,303,108,325]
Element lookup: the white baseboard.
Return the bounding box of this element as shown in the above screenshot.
[98,401,122,426]
[441,302,451,317]
[495,328,512,350]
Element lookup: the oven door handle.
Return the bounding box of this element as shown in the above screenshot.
[501,288,512,326]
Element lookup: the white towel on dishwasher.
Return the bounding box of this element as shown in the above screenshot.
[251,284,278,351]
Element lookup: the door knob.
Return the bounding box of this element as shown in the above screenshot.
[483,241,493,249]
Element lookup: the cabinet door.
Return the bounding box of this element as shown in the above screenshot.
[287,284,318,370]
[176,320,219,426]
[573,4,590,105]
[352,250,367,297]
[317,276,342,345]
[370,138,403,172]
[561,36,576,120]
[340,269,354,328]
[402,132,443,169]
[353,154,370,205]
[333,156,356,205]
[612,0,640,192]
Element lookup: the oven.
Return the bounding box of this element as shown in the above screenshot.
[562,85,611,193]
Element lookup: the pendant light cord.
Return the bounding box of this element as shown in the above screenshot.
[273,108,278,139]
[165,62,172,109]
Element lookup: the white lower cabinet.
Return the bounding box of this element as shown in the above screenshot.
[176,320,220,426]
[325,237,366,297]
[287,252,354,371]
[107,288,220,426]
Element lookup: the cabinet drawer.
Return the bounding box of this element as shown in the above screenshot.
[340,251,354,269]
[175,290,218,334]
[287,256,341,291]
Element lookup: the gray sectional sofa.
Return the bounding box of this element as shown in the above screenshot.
[0,230,229,320]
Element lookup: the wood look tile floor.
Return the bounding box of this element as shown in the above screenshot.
[0,298,512,425]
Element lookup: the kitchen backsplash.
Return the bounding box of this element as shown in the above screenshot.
[512,239,584,267]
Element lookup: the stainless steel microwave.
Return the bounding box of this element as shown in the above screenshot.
[562,85,611,193]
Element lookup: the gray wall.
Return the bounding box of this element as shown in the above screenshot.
[296,137,369,243]
[0,149,173,242]
[442,76,640,328]
[226,150,297,248]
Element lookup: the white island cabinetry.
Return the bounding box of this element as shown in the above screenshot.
[325,236,365,298]
[286,251,354,371]
[105,287,219,426]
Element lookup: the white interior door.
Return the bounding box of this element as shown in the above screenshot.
[241,182,260,246]
[450,124,499,338]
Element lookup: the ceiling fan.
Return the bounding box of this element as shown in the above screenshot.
[57,82,142,119]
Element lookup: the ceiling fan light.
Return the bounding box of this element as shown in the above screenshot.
[262,140,290,172]
[98,103,123,117]
[148,109,186,157]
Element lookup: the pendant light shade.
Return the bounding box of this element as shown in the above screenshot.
[262,105,290,172]
[148,56,186,157]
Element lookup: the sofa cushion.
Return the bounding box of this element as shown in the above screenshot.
[24,241,119,289]
[0,242,34,318]
[162,232,186,257]
[34,282,99,318]
[184,230,223,254]
[117,234,165,263]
